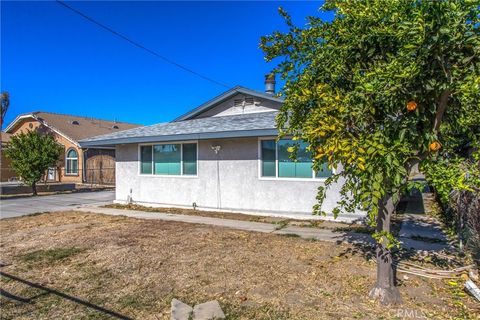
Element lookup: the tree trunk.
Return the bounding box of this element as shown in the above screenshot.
[369,195,402,304]
[32,181,37,196]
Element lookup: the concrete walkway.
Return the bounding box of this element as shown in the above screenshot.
[398,192,451,251]
[79,205,373,245]
[78,204,448,251]
[0,191,115,219]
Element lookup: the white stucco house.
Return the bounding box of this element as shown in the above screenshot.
[80,78,363,222]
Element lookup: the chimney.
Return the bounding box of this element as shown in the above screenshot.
[264,73,276,95]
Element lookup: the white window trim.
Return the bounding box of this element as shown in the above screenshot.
[65,148,79,176]
[138,141,198,178]
[257,137,334,181]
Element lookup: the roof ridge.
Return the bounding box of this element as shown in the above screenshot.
[173,85,283,122]
[234,85,278,97]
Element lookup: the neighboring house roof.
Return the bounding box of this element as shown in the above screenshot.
[80,111,278,147]
[173,85,284,122]
[5,111,141,146]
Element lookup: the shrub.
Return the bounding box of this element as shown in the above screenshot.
[423,151,480,263]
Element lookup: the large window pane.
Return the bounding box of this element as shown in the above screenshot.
[315,162,333,178]
[278,139,312,178]
[261,140,276,177]
[182,143,197,175]
[154,144,181,175]
[140,146,153,174]
[66,148,78,174]
[66,159,78,174]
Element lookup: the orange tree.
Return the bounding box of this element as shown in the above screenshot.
[261,0,479,304]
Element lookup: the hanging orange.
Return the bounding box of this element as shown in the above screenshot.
[429,141,441,152]
[406,101,417,112]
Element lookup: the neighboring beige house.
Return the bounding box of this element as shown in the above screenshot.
[2,112,141,183]
[0,132,15,182]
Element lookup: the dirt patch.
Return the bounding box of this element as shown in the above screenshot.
[0,211,478,319]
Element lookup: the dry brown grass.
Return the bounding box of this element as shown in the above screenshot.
[104,203,372,233]
[0,211,478,319]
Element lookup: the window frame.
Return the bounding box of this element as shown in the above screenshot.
[257,137,334,181]
[138,141,198,178]
[65,148,79,176]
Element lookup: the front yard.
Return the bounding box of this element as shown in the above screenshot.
[0,211,478,319]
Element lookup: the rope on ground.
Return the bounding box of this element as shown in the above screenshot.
[393,262,476,279]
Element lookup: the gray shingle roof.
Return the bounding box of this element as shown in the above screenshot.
[80,111,278,147]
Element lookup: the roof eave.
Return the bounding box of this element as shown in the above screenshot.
[79,128,279,148]
[4,114,35,133]
[5,113,81,147]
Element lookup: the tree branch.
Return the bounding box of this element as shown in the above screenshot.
[405,89,451,172]
[433,90,451,133]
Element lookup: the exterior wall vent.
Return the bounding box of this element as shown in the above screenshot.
[244,97,254,105]
[233,99,243,107]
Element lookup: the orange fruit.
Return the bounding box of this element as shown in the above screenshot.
[429,141,441,152]
[407,101,417,112]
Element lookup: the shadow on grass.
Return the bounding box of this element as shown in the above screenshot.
[336,230,462,287]
[0,271,132,320]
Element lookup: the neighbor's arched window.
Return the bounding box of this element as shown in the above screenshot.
[66,148,78,175]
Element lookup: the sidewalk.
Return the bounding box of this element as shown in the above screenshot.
[78,205,372,244]
[78,204,449,251]
[398,191,451,251]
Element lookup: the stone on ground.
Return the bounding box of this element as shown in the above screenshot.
[192,300,225,320]
[171,298,193,320]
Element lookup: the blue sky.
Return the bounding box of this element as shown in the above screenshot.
[1,1,328,128]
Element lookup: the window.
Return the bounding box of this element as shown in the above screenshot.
[315,162,332,178]
[182,143,197,175]
[278,140,312,178]
[260,139,332,179]
[66,148,78,175]
[261,140,276,177]
[140,145,153,174]
[140,143,197,176]
[154,144,181,175]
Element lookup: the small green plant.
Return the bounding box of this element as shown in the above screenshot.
[308,220,324,228]
[117,294,140,308]
[280,233,301,238]
[333,226,374,234]
[273,220,290,230]
[446,278,472,319]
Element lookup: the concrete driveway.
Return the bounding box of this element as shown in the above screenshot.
[0,190,115,219]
